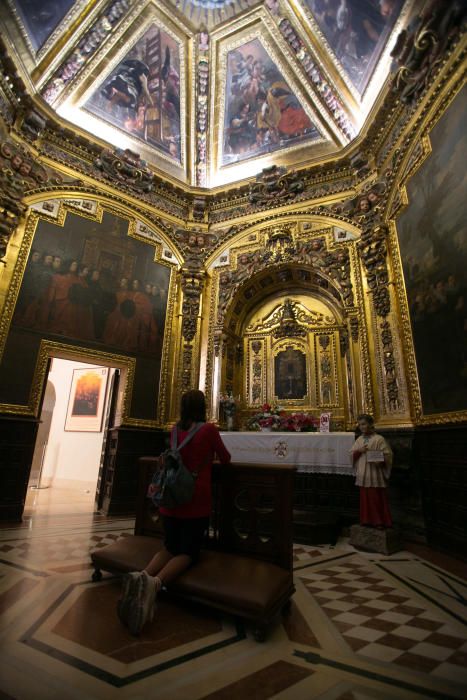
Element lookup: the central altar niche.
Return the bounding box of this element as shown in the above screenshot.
[242,295,346,416]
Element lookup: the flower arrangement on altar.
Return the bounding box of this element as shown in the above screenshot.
[246,404,319,432]
[280,412,319,432]
[246,403,282,431]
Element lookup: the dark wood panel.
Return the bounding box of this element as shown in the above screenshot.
[0,416,39,521]
[415,424,467,559]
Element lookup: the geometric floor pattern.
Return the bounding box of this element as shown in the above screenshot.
[0,512,466,699]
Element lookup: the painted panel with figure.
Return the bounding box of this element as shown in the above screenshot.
[396,86,467,415]
[222,38,320,165]
[11,0,75,51]
[2,210,171,420]
[304,0,404,93]
[85,24,181,161]
[275,347,307,400]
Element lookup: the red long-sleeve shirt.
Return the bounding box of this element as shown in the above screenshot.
[159,422,231,519]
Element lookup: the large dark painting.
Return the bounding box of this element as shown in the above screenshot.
[12,0,75,51]
[396,86,467,415]
[1,210,170,420]
[222,38,320,165]
[275,347,308,400]
[305,0,404,93]
[85,24,181,161]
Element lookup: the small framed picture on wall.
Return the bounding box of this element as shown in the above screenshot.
[65,367,109,432]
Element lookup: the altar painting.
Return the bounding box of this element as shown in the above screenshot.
[222,38,319,165]
[304,0,404,93]
[85,24,181,161]
[274,347,307,400]
[396,86,467,415]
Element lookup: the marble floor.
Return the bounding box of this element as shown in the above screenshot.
[0,487,466,700]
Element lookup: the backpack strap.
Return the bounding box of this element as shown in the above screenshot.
[173,421,205,451]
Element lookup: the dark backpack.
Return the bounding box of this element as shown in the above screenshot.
[150,423,204,509]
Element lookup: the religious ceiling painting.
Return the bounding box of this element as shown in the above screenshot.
[85,23,182,162]
[396,85,467,416]
[221,37,321,166]
[8,0,76,53]
[304,0,404,94]
[0,208,171,421]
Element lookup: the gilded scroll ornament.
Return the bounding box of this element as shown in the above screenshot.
[248,165,304,205]
[391,0,467,106]
[94,147,155,194]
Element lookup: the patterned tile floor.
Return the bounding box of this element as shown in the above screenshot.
[0,490,466,699]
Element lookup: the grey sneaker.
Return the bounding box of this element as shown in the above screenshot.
[127,571,157,636]
[117,571,142,626]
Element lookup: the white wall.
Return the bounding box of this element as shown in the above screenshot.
[41,359,114,490]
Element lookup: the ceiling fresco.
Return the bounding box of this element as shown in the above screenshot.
[303,0,405,93]
[8,0,76,51]
[222,38,321,166]
[0,0,416,186]
[85,24,182,162]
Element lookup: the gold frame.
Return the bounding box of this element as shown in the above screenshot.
[387,79,467,425]
[204,218,370,427]
[55,2,190,183]
[209,7,337,187]
[0,196,179,428]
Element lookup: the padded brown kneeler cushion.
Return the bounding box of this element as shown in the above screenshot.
[171,550,293,615]
[91,535,293,619]
[91,535,164,573]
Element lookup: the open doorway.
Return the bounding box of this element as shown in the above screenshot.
[25,358,118,517]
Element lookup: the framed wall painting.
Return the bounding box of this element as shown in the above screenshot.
[65,367,109,432]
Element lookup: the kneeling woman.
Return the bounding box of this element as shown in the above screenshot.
[118,389,231,635]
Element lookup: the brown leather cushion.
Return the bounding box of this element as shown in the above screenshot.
[91,535,164,573]
[91,535,293,617]
[172,550,292,615]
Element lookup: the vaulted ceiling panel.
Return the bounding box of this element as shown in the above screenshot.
[0,0,417,187]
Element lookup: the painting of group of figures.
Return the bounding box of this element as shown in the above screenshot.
[10,0,75,51]
[397,86,467,415]
[222,38,320,165]
[86,24,181,161]
[305,0,404,93]
[12,211,170,357]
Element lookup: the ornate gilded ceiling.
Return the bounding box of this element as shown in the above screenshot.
[1,0,416,187]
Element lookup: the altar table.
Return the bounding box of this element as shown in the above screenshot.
[220,431,355,475]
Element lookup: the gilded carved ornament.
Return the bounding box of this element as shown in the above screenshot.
[0,138,49,262]
[391,0,467,106]
[216,232,354,324]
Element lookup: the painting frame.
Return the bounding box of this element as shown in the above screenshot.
[392,82,467,423]
[210,18,332,186]
[65,366,109,432]
[0,200,175,427]
[62,7,187,182]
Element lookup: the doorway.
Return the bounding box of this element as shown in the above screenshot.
[25,358,117,517]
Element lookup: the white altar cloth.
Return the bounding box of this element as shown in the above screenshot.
[220,431,355,475]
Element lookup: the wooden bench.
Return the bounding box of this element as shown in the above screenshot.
[91,457,296,640]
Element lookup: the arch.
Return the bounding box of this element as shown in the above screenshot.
[206,213,362,270]
[22,190,184,265]
[219,263,346,336]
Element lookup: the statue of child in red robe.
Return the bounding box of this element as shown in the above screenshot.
[351,414,393,528]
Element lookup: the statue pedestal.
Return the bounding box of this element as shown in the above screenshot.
[350,524,402,555]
